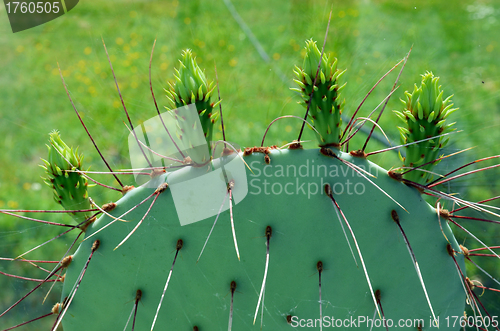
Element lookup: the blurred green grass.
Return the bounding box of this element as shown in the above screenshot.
[1,0,500,329]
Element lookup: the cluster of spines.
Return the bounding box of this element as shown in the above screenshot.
[165,49,220,164]
[393,71,458,184]
[292,39,346,147]
[40,131,92,224]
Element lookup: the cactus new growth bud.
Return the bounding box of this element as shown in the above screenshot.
[40,131,92,224]
[394,71,458,184]
[165,49,220,164]
[292,39,346,147]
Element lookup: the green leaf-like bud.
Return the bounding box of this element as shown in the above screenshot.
[167,50,219,164]
[41,131,92,225]
[292,39,346,147]
[397,72,458,184]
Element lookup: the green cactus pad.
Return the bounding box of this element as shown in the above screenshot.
[60,149,465,330]
[394,72,458,184]
[292,39,346,147]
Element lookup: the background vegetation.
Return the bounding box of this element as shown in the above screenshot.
[1,0,499,329]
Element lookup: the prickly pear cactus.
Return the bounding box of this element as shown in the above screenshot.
[3,38,499,331]
[58,42,467,331]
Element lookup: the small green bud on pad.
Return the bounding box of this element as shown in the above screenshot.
[166,50,219,164]
[394,72,458,184]
[292,39,346,147]
[41,131,92,224]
